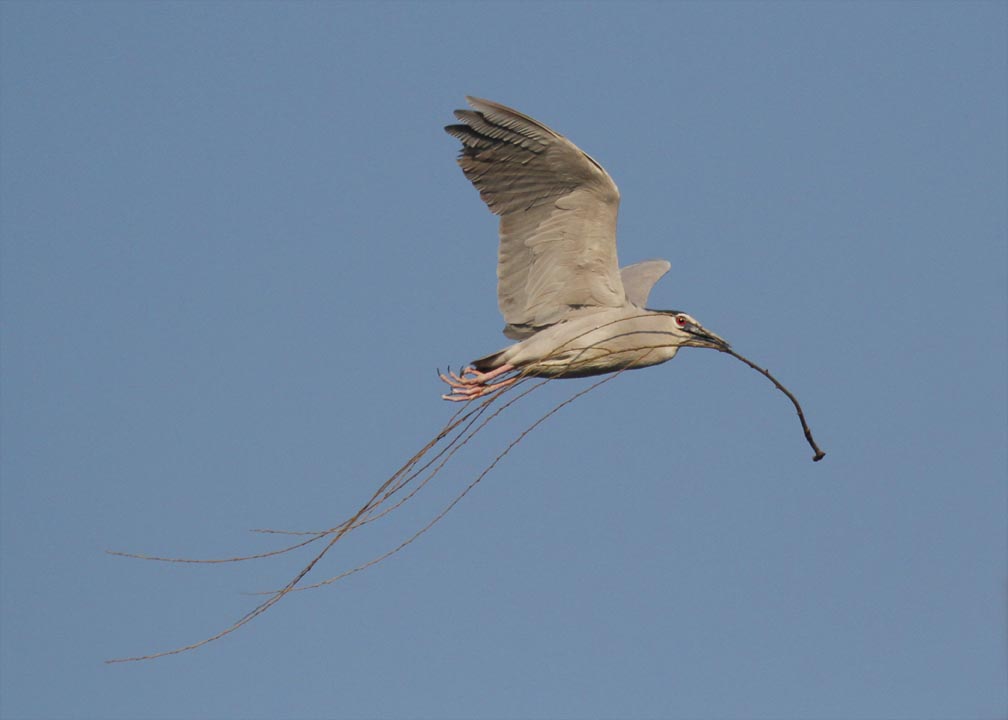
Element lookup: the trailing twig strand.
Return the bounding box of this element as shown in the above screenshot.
[106,372,561,662]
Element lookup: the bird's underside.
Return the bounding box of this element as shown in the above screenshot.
[439,305,685,401]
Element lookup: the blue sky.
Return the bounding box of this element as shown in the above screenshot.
[2,2,1005,718]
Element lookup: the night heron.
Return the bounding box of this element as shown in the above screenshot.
[440,96,728,401]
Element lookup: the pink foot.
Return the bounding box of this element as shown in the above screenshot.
[439,364,516,402]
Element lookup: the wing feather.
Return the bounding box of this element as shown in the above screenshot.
[446,97,625,333]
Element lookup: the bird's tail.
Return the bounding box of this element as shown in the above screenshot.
[471,350,507,373]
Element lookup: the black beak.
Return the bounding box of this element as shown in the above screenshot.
[685,322,730,351]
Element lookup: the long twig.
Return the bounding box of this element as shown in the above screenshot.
[105,375,551,662]
[721,348,825,462]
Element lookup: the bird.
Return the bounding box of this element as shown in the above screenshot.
[440,97,729,401]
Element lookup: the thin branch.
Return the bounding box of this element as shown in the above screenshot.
[720,348,826,462]
[106,374,544,662]
[105,532,329,564]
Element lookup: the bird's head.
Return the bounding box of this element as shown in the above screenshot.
[659,311,730,351]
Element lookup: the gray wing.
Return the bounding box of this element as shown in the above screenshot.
[620,260,671,307]
[445,97,625,337]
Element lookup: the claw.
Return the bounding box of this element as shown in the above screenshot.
[441,375,518,402]
[438,363,519,401]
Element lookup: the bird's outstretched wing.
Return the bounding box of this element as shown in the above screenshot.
[445,97,625,337]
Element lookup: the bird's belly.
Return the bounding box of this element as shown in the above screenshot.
[523,345,678,378]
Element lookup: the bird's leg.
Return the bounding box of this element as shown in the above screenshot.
[439,364,515,387]
[439,364,517,402]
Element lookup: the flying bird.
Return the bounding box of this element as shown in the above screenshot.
[439,97,823,462]
[440,97,727,400]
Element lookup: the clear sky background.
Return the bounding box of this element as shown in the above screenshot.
[2,2,1005,719]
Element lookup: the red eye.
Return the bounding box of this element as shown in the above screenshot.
[676,315,687,326]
